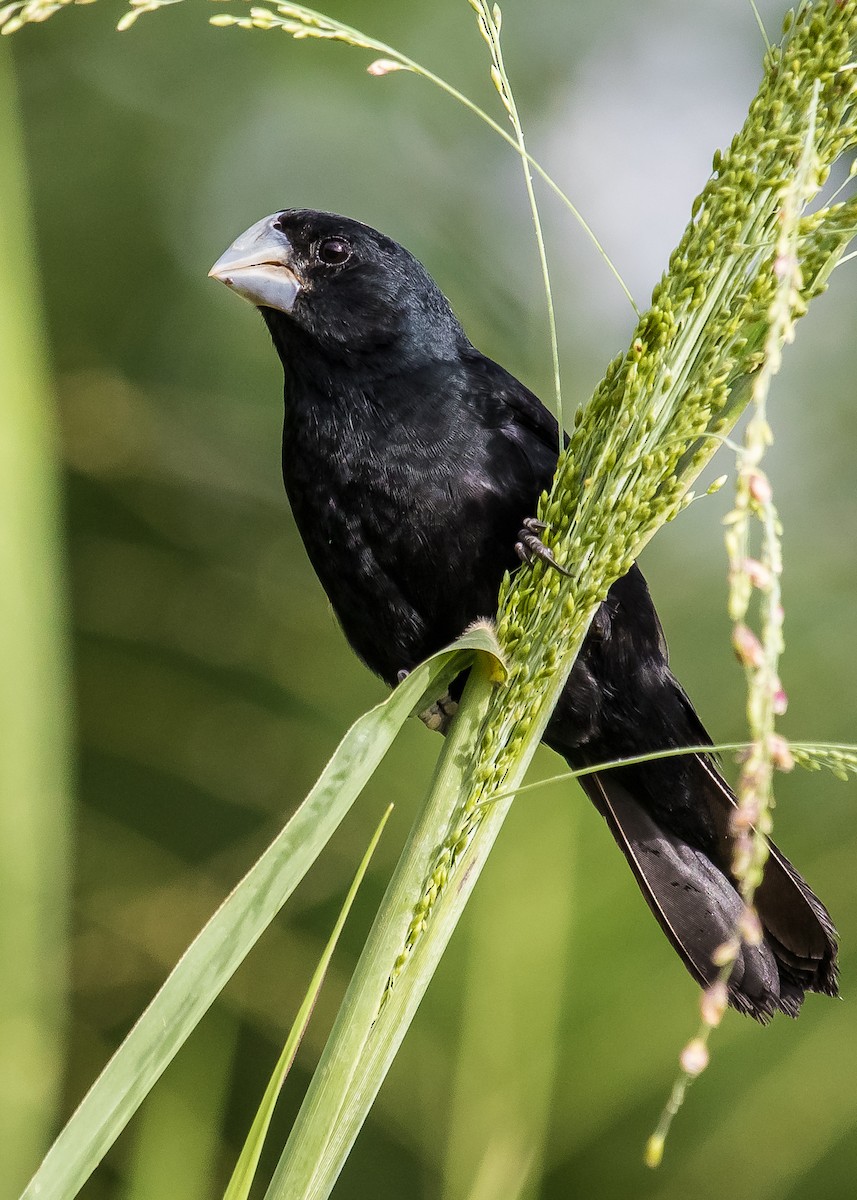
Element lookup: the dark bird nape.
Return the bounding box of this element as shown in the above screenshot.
[211,208,838,1021]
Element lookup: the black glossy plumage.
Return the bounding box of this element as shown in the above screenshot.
[226,208,838,1020]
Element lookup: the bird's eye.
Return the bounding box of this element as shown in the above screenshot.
[316,237,352,266]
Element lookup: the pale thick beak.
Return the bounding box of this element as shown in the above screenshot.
[209,213,302,313]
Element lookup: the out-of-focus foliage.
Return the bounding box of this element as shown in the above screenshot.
[4,1,857,1197]
[0,34,72,1198]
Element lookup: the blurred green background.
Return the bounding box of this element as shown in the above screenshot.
[3,0,856,1196]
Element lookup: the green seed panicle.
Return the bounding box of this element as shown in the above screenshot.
[389,1,857,986]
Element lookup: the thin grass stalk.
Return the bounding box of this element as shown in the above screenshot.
[122,0,640,313]
[468,0,564,429]
[477,740,857,805]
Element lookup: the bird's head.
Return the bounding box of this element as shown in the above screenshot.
[210,210,465,374]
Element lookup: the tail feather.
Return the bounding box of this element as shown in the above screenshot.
[544,564,836,1019]
[696,755,839,997]
[579,759,838,1021]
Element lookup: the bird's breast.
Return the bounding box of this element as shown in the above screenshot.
[280,410,524,683]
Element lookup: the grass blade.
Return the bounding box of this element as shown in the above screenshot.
[224,804,394,1200]
[263,653,510,1198]
[20,627,503,1200]
[124,1008,239,1200]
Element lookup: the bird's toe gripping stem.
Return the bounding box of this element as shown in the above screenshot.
[515,517,571,577]
[418,692,459,734]
[397,669,460,734]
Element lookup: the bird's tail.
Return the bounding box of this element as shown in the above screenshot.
[576,756,838,1021]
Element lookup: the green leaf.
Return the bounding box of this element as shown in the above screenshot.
[224,804,393,1200]
[124,1007,239,1200]
[263,652,513,1199]
[20,625,503,1200]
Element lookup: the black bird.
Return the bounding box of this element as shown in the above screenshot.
[211,209,838,1020]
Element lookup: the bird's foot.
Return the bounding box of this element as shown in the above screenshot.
[418,691,459,734]
[397,670,459,734]
[515,517,571,577]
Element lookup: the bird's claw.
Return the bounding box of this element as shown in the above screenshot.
[515,517,571,577]
[398,669,459,733]
[418,690,459,734]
